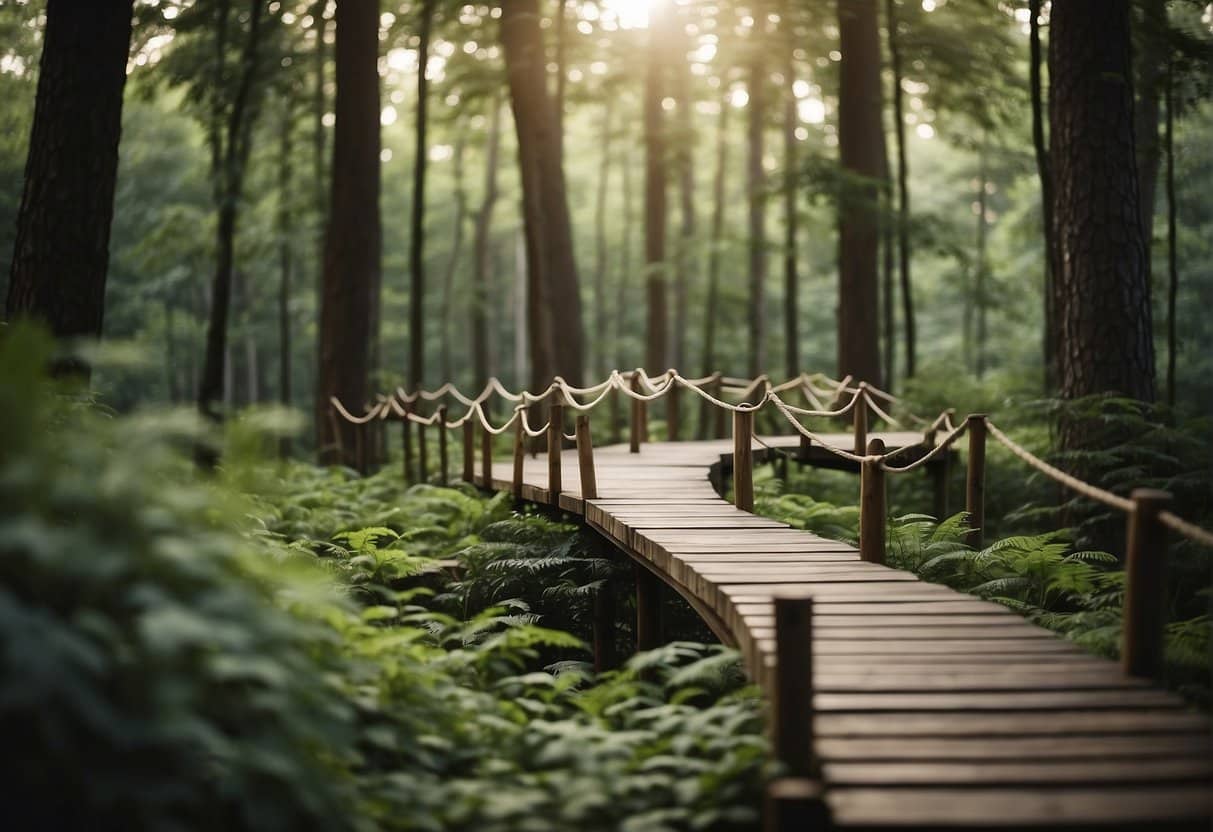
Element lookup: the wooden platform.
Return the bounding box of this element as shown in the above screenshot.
[474,433,1213,830]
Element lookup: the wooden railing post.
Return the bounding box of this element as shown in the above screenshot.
[417,417,428,483]
[852,382,868,455]
[772,594,815,777]
[1123,488,1172,679]
[327,408,344,465]
[635,564,661,651]
[667,378,681,441]
[798,434,811,465]
[609,382,622,444]
[593,580,616,672]
[547,403,563,504]
[462,419,475,483]
[733,409,755,512]
[575,413,597,500]
[859,438,886,564]
[630,374,645,453]
[511,416,526,500]
[763,778,828,832]
[480,418,493,490]
[713,376,727,439]
[402,409,414,484]
[925,427,948,521]
[436,405,449,484]
[965,414,987,547]
[355,421,367,475]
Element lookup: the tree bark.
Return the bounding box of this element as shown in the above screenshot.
[409,0,434,391]
[698,99,728,437]
[472,94,503,389]
[782,10,799,380]
[553,0,568,165]
[1049,0,1153,402]
[1029,0,1056,389]
[886,0,914,381]
[440,132,467,384]
[974,141,989,379]
[643,1,671,373]
[836,0,884,388]
[616,147,635,370]
[747,36,768,377]
[591,97,613,377]
[316,0,381,464]
[6,0,134,374]
[198,0,266,419]
[1164,60,1177,409]
[672,54,695,373]
[278,101,294,425]
[500,0,584,388]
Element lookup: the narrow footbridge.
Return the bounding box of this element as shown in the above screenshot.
[333,371,1213,831]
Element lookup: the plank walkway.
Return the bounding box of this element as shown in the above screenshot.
[474,432,1213,830]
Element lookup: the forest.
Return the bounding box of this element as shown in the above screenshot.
[2,0,1213,830]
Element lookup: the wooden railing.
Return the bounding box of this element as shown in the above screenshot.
[332,368,1213,828]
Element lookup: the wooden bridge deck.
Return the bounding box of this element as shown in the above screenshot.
[474,433,1213,830]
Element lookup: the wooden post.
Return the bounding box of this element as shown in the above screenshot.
[733,410,754,512]
[635,564,661,651]
[859,438,886,564]
[576,413,597,500]
[511,416,526,499]
[965,414,987,547]
[667,379,681,441]
[629,374,645,453]
[417,419,428,483]
[481,419,493,490]
[462,419,475,483]
[772,594,815,777]
[593,581,616,672]
[402,405,414,483]
[355,421,367,475]
[1122,488,1172,679]
[852,382,868,455]
[547,403,563,504]
[798,433,811,465]
[437,406,449,484]
[609,383,622,444]
[763,778,829,832]
[327,408,344,463]
[713,377,727,439]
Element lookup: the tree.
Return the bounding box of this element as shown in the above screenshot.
[316,0,381,464]
[746,18,768,378]
[6,0,135,374]
[276,99,294,456]
[836,0,885,387]
[409,0,435,391]
[1027,0,1056,388]
[471,94,502,389]
[192,0,270,418]
[1049,0,1153,402]
[499,0,584,388]
[643,0,672,373]
[885,0,915,380]
[782,2,800,380]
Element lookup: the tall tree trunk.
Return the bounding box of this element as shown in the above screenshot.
[165,300,179,403]
[836,0,884,388]
[1049,0,1153,402]
[616,147,635,369]
[1135,0,1167,252]
[472,94,503,389]
[6,0,134,375]
[882,182,895,389]
[513,227,528,387]
[782,13,799,380]
[1029,0,1056,389]
[278,100,294,455]
[672,57,695,373]
[698,99,728,437]
[316,0,381,464]
[409,0,434,391]
[500,0,584,388]
[1164,59,1178,409]
[747,39,767,377]
[591,97,613,377]
[974,142,989,379]
[886,0,915,381]
[553,0,568,165]
[643,2,671,373]
[198,0,266,419]
[440,132,467,384]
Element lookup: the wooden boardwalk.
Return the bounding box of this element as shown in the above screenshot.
[475,433,1213,830]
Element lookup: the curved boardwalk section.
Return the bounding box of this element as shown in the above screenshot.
[476,433,1213,830]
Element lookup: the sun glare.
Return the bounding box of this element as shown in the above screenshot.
[601,0,651,29]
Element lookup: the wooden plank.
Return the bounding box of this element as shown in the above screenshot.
[824,758,1213,786]
[815,709,1210,737]
[815,734,1213,761]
